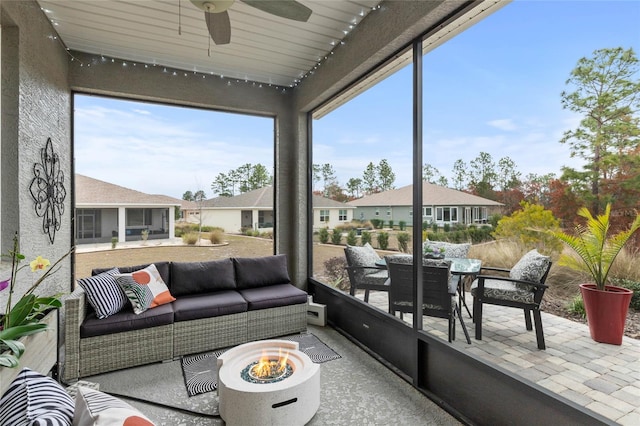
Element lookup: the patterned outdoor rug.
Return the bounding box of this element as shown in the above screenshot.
[181,333,341,397]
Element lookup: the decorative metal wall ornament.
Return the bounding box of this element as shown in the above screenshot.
[29,138,67,244]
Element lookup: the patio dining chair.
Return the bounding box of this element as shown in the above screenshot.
[385,255,470,343]
[344,243,389,304]
[470,249,552,350]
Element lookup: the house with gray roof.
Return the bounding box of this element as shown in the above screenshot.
[186,186,355,233]
[76,174,182,244]
[349,183,503,227]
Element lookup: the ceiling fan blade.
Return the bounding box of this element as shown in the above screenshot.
[205,10,231,45]
[241,0,312,22]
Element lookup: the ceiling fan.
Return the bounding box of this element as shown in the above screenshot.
[189,0,312,45]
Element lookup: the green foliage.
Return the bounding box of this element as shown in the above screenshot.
[612,279,640,311]
[431,223,438,233]
[494,201,563,254]
[488,214,502,228]
[422,222,429,231]
[330,230,342,245]
[377,231,389,250]
[545,204,640,290]
[399,221,406,231]
[387,220,394,229]
[443,224,450,233]
[397,232,410,253]
[111,237,118,249]
[346,229,358,246]
[567,295,586,318]
[360,231,372,246]
[318,227,329,244]
[323,256,349,291]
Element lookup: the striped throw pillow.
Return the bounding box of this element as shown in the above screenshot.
[0,368,74,426]
[77,268,127,319]
[73,386,154,425]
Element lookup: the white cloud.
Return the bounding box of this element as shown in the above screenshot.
[487,119,518,131]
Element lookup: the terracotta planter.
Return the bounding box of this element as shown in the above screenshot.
[579,283,632,345]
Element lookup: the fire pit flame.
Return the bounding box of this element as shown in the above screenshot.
[250,348,290,380]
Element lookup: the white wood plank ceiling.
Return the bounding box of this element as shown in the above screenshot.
[36,0,382,87]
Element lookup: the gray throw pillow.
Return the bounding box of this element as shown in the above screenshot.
[510,249,551,285]
[423,241,470,259]
[345,243,381,267]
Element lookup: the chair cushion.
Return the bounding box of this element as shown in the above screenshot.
[471,279,535,304]
[170,258,236,296]
[77,268,127,319]
[509,249,551,289]
[345,243,381,268]
[73,386,154,425]
[423,241,470,259]
[172,291,247,321]
[234,255,291,289]
[80,303,174,338]
[238,284,308,310]
[0,368,74,426]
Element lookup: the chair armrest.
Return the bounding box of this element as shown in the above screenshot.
[475,274,549,303]
[480,266,511,274]
[62,286,87,383]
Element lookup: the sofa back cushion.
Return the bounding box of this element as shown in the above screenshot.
[234,255,291,289]
[170,258,236,297]
[93,262,170,287]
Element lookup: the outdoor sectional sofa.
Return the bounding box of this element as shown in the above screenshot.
[62,254,308,382]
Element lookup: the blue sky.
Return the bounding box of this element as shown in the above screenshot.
[75,0,640,199]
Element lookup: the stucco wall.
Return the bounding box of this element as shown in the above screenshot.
[1,0,71,308]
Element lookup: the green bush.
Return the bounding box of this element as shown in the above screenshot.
[361,231,372,246]
[388,220,394,229]
[431,223,438,233]
[377,231,389,250]
[399,220,406,231]
[111,237,118,249]
[259,231,273,239]
[331,230,342,245]
[567,295,586,318]
[492,201,563,254]
[443,223,451,233]
[370,219,382,229]
[245,228,255,236]
[613,279,640,311]
[397,232,410,253]
[182,232,198,245]
[422,222,429,231]
[318,227,329,244]
[346,229,357,246]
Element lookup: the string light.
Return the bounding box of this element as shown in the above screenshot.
[50,3,382,91]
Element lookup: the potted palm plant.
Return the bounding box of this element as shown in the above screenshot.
[545,204,640,345]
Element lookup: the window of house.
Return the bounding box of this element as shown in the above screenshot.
[386,209,391,216]
[338,209,347,221]
[320,210,330,222]
[126,209,152,226]
[375,209,380,216]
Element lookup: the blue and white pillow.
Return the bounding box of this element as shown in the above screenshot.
[77,268,127,319]
[0,368,74,426]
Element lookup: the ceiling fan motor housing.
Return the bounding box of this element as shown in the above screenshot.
[191,0,234,13]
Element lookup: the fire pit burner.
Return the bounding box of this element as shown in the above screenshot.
[217,339,320,426]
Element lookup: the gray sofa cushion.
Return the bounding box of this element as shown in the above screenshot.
[170,259,236,296]
[234,255,291,289]
[80,303,174,338]
[172,291,248,321]
[93,262,171,286]
[238,284,308,310]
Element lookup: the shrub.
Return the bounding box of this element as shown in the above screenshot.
[370,219,382,229]
[140,229,149,241]
[331,230,342,245]
[443,223,450,233]
[182,232,198,245]
[431,223,438,233]
[567,295,586,318]
[377,231,389,250]
[422,222,429,231]
[346,229,357,246]
[397,232,410,253]
[612,278,640,311]
[259,231,273,239]
[388,220,394,229]
[399,220,406,231]
[245,228,255,236]
[323,256,349,291]
[318,227,329,244]
[361,231,372,246]
[111,237,118,249]
[492,201,563,255]
[209,230,224,244]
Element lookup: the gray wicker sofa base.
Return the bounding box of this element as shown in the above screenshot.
[63,255,308,382]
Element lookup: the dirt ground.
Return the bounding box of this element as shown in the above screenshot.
[76,234,639,340]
